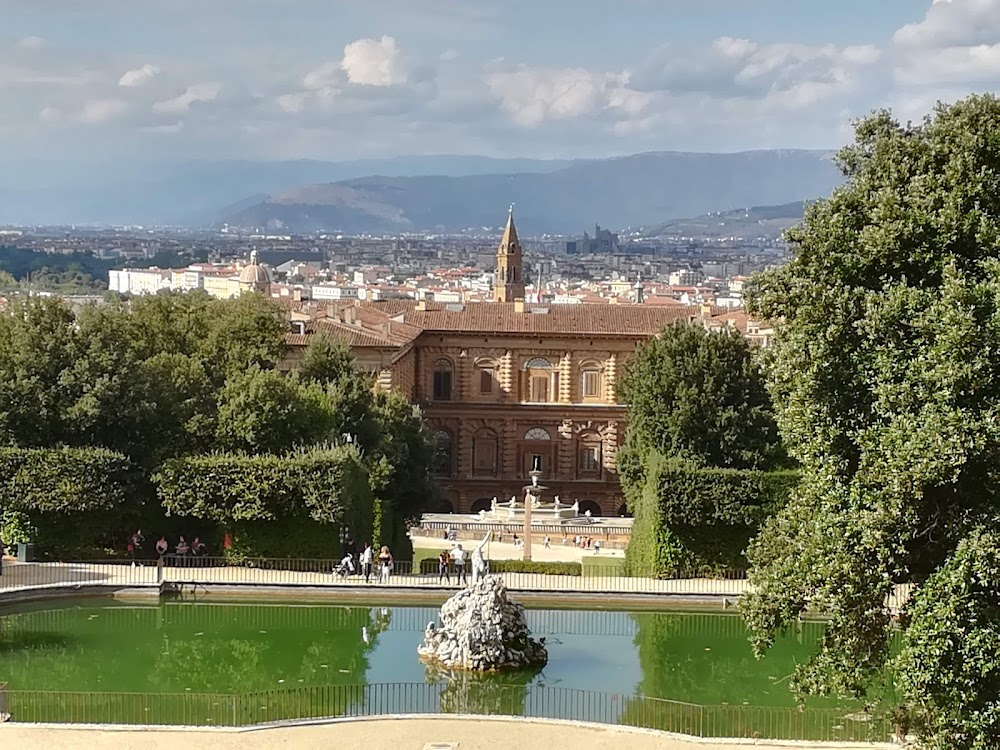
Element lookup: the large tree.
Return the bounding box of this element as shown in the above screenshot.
[744,95,1000,743]
[618,322,782,478]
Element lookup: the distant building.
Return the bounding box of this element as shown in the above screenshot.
[281,209,710,517]
[566,224,620,255]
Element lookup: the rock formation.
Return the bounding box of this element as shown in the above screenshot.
[418,576,548,672]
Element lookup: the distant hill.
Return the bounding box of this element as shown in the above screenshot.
[220,151,841,235]
[641,201,808,239]
[0,155,572,227]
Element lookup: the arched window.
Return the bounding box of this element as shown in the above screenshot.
[433,428,453,476]
[432,358,453,401]
[524,357,552,369]
[473,428,499,477]
[523,427,552,477]
[578,499,603,517]
[578,433,603,476]
[524,427,551,441]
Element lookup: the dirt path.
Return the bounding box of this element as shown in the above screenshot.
[0,718,893,750]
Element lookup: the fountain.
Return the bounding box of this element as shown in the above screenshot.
[481,459,577,525]
[417,575,548,672]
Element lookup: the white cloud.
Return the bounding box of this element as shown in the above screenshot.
[119,63,161,87]
[153,82,220,113]
[80,98,127,123]
[487,67,616,127]
[14,36,47,50]
[894,0,1000,48]
[341,35,406,86]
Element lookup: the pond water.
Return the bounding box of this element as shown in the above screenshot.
[0,598,878,711]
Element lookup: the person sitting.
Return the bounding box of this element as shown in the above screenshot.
[191,537,205,556]
[175,536,189,555]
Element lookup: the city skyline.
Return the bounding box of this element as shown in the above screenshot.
[1,0,996,168]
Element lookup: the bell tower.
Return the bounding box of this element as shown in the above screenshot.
[494,204,525,302]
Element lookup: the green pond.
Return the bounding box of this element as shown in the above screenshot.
[0,599,894,740]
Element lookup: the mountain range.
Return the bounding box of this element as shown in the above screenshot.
[0,151,843,233]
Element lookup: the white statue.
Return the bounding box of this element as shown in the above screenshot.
[491,497,498,514]
[554,495,561,509]
[585,509,592,518]
[471,531,492,585]
[572,500,580,514]
[478,509,487,519]
[509,495,517,508]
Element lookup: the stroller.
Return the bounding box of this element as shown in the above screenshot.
[334,555,356,578]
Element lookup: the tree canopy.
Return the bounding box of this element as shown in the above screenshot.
[744,95,1000,744]
[0,291,436,555]
[618,322,783,477]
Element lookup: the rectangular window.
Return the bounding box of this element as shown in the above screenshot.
[474,440,497,475]
[432,371,452,401]
[529,375,549,402]
[583,370,600,398]
[479,368,495,395]
[579,446,600,473]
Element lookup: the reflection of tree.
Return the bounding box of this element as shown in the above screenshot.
[424,665,538,716]
[621,612,892,742]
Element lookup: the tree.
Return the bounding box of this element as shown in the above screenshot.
[743,95,1000,733]
[299,337,355,386]
[214,368,335,454]
[896,529,1000,748]
[618,322,782,476]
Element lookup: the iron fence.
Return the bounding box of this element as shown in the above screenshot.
[0,558,749,597]
[0,682,892,742]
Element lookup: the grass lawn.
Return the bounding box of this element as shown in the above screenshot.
[581,555,626,576]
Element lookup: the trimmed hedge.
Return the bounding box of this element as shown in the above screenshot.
[153,446,373,558]
[0,447,136,557]
[626,452,799,577]
[419,558,582,576]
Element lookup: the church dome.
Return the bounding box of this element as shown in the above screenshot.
[239,250,272,292]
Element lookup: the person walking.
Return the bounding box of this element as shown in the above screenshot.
[451,544,467,585]
[360,542,373,583]
[378,546,393,584]
[437,549,451,584]
[544,535,551,549]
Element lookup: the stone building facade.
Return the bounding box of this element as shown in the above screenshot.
[282,212,702,516]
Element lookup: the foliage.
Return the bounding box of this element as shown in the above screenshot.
[0,447,136,556]
[742,95,1000,727]
[214,368,335,454]
[625,452,797,576]
[618,322,784,476]
[154,445,371,525]
[298,337,356,386]
[895,530,1000,750]
[0,291,436,558]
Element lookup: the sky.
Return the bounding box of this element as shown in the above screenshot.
[1,0,999,165]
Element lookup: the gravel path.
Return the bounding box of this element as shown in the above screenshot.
[0,718,895,750]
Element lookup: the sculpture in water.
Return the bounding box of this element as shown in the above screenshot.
[418,576,548,672]
[471,531,491,585]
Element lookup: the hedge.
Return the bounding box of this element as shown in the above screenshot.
[626,452,799,577]
[153,446,373,558]
[0,447,137,557]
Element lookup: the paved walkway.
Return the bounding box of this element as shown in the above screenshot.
[0,718,894,750]
[0,561,916,611]
[413,536,626,563]
[0,560,748,597]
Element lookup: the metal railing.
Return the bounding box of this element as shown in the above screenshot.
[0,682,892,742]
[0,558,750,597]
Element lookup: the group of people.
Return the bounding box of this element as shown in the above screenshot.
[437,532,492,585]
[337,542,394,583]
[127,532,210,565]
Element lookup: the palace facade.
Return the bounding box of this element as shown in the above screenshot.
[280,211,704,516]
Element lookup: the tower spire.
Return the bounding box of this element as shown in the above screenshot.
[494,205,525,303]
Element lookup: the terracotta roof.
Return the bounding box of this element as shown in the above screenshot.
[381,300,699,336]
